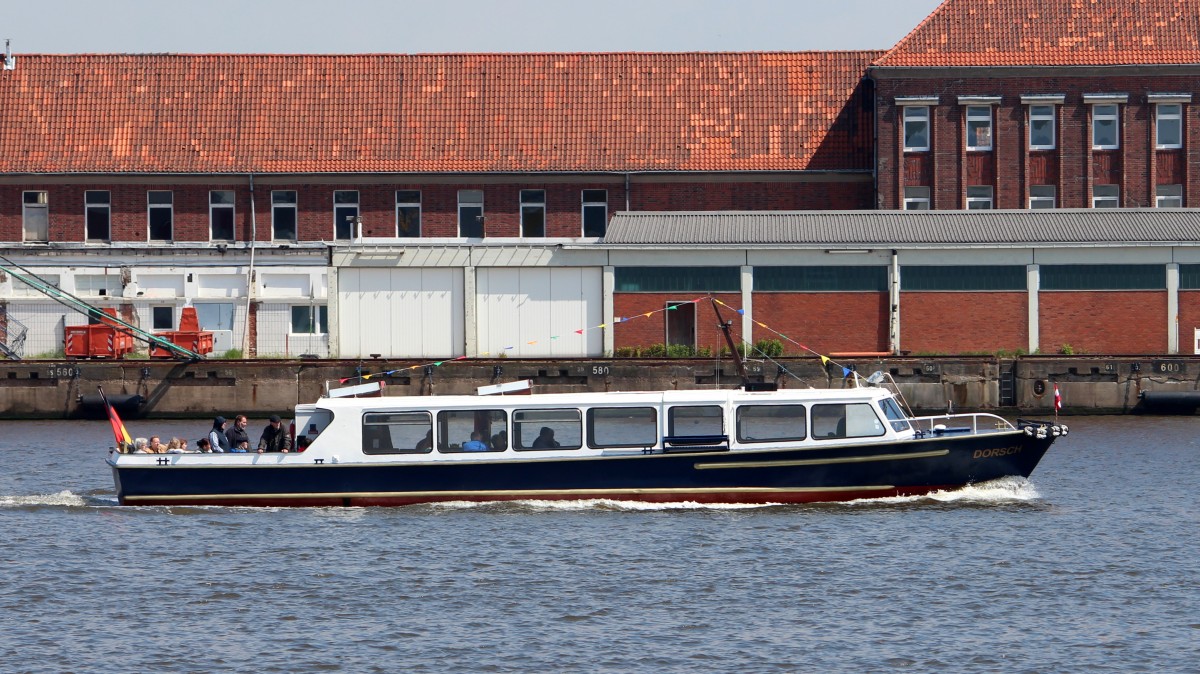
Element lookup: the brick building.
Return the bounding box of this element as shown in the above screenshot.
[2,0,1200,359]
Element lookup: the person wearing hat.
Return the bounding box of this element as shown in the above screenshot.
[208,416,231,453]
[257,414,293,453]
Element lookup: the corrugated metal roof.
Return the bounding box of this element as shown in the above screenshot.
[602,210,1200,245]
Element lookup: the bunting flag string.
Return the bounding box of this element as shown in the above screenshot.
[339,295,859,385]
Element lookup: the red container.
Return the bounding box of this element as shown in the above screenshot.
[149,307,214,358]
[64,308,134,359]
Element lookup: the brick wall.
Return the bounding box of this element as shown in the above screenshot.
[613,293,742,352]
[631,181,873,211]
[1039,291,1167,354]
[751,292,889,355]
[901,292,1027,354]
[875,73,1200,209]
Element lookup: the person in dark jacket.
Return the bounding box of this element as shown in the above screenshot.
[257,415,293,453]
[208,416,231,453]
[225,414,251,450]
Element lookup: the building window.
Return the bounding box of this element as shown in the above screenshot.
[903,186,931,210]
[900,266,1027,291]
[396,190,421,237]
[1029,185,1056,209]
[76,274,122,297]
[520,189,546,237]
[151,306,174,330]
[209,191,235,241]
[903,106,930,151]
[272,190,298,241]
[1157,184,1184,208]
[754,266,888,292]
[85,190,111,242]
[1093,184,1120,208]
[458,190,484,237]
[1156,104,1183,149]
[148,191,173,242]
[965,106,992,151]
[1092,104,1119,149]
[614,267,740,292]
[12,273,59,297]
[966,186,993,210]
[22,191,48,243]
[1029,105,1056,149]
[334,190,359,241]
[290,305,328,334]
[582,189,608,237]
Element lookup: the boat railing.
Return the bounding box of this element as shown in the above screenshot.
[907,412,1015,437]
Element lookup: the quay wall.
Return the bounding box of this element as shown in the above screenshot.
[2,356,1199,419]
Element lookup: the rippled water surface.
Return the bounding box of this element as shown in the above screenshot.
[1,417,1198,673]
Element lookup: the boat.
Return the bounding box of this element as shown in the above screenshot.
[105,377,1067,507]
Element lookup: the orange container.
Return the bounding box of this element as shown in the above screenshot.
[64,309,134,359]
[149,307,214,358]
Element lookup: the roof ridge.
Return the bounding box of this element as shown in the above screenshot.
[872,0,951,66]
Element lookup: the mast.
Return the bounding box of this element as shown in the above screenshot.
[710,298,749,386]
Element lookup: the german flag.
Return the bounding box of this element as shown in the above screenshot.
[98,386,133,452]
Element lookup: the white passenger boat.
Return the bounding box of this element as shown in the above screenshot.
[106,379,1066,507]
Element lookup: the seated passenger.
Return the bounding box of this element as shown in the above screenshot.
[462,431,489,452]
[531,426,560,449]
[148,436,166,454]
[195,438,213,453]
[491,430,508,451]
[415,430,433,452]
[230,440,250,453]
[134,437,150,453]
[296,436,310,452]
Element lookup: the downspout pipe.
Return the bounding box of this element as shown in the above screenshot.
[244,174,257,355]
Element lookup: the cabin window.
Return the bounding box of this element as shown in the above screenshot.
[513,408,582,450]
[811,403,886,440]
[667,405,724,436]
[587,407,658,448]
[879,398,911,432]
[298,408,333,447]
[362,411,433,454]
[736,405,806,443]
[436,409,506,452]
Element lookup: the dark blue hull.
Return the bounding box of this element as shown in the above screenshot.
[111,430,1056,507]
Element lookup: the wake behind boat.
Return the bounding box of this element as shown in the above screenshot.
[106,380,1066,507]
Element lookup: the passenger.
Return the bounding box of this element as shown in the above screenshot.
[462,431,489,452]
[148,436,166,453]
[231,440,250,453]
[491,430,508,450]
[196,437,213,453]
[296,436,310,452]
[225,414,251,450]
[134,437,151,453]
[531,426,560,449]
[209,417,231,453]
[256,415,293,453]
[415,429,433,452]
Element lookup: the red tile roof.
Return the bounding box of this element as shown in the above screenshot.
[875,0,1200,67]
[0,52,878,175]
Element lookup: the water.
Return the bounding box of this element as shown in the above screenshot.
[1,417,1197,673]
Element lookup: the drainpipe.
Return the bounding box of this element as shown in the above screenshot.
[889,249,900,355]
[244,174,257,356]
[625,173,631,211]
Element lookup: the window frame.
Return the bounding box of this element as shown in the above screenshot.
[22,190,49,243]
[582,189,608,237]
[520,189,547,238]
[966,185,994,210]
[1156,103,1183,150]
[1092,104,1120,150]
[458,189,485,238]
[1028,104,1057,150]
[333,190,360,241]
[965,105,993,151]
[903,106,930,152]
[395,190,422,238]
[736,404,807,444]
[1156,184,1184,208]
[362,411,434,455]
[903,186,931,210]
[147,190,173,242]
[512,408,582,451]
[1029,185,1057,209]
[290,304,329,335]
[151,305,175,331]
[1092,184,1120,208]
[84,190,111,242]
[209,190,236,242]
[271,190,298,242]
[586,407,658,449]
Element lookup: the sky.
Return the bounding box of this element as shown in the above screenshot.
[7,0,945,54]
